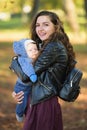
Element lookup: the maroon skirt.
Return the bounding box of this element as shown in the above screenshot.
[23,96,63,130]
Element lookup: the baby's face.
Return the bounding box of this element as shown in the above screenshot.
[25,42,39,60]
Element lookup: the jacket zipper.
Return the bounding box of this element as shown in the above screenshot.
[39,80,52,92]
[70,70,80,87]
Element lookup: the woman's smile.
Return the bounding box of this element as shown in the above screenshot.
[36,16,55,41]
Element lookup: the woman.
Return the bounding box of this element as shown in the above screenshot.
[12,10,75,130]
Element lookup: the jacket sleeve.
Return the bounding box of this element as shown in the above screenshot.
[34,42,68,75]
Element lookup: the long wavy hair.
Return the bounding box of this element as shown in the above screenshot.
[30,10,76,71]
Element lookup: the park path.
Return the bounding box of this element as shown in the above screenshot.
[0,31,86,44]
[0,31,28,42]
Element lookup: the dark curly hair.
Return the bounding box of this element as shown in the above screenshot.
[30,10,76,71]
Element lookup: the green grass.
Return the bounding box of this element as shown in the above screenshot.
[0,13,86,32]
[0,17,24,30]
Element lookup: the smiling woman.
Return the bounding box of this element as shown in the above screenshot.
[0,9,86,130]
[12,10,76,130]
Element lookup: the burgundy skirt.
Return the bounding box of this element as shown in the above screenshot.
[23,96,63,130]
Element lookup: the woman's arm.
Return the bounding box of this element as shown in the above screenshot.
[34,42,58,74]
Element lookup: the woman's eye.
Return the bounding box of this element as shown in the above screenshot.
[44,23,49,26]
[36,24,39,27]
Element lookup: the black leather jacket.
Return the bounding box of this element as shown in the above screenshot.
[31,41,68,105]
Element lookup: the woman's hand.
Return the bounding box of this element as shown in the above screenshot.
[12,91,24,104]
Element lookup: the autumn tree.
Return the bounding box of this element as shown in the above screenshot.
[62,0,79,32]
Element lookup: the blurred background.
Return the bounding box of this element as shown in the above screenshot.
[0,0,87,130]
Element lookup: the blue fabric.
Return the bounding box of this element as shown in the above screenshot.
[13,39,37,82]
[30,75,37,83]
[13,39,28,57]
[13,39,37,118]
[18,57,36,80]
[14,81,32,117]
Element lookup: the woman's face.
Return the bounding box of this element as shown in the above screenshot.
[35,16,56,41]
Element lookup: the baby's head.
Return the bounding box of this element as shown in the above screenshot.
[13,38,39,60]
[24,39,39,60]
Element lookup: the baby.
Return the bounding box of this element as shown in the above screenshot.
[12,38,39,122]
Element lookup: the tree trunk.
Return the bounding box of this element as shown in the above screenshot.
[63,0,79,33]
[84,0,87,44]
[30,0,40,19]
[84,0,87,19]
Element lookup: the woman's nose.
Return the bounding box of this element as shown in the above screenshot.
[38,25,44,31]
